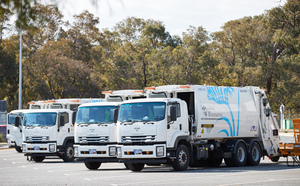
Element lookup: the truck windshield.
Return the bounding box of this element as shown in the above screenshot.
[76,106,118,124]
[118,102,166,122]
[23,113,57,127]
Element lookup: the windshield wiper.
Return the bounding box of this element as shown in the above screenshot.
[143,120,155,124]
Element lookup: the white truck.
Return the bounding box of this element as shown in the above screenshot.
[7,98,103,154]
[74,90,146,170]
[7,110,26,152]
[17,109,76,162]
[115,85,280,171]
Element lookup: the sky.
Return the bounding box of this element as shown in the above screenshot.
[54,0,287,36]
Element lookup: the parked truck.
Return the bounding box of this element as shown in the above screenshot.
[7,98,102,154]
[7,110,26,152]
[74,90,146,170]
[115,85,280,171]
[18,109,76,162]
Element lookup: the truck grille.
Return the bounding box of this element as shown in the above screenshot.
[79,136,109,143]
[121,135,156,143]
[26,136,49,142]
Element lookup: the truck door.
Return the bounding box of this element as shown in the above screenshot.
[57,112,73,146]
[7,113,22,146]
[166,102,185,148]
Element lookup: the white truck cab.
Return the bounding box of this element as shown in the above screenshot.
[20,109,76,162]
[7,110,27,152]
[74,90,146,170]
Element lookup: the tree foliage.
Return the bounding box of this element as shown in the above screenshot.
[0,0,299,118]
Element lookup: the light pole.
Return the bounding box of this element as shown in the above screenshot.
[18,25,22,110]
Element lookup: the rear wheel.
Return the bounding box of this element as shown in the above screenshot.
[62,143,74,162]
[32,156,45,162]
[246,142,261,166]
[84,161,101,170]
[231,142,247,167]
[127,163,145,171]
[172,144,190,171]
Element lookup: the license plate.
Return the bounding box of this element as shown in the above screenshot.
[89,149,97,154]
[134,149,142,155]
[34,146,40,150]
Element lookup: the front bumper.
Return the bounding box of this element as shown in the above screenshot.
[74,144,117,158]
[117,144,166,159]
[22,143,57,153]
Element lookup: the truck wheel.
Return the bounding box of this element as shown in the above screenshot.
[84,161,101,170]
[62,143,74,162]
[206,157,223,167]
[246,142,261,166]
[270,156,280,162]
[15,147,22,153]
[189,159,206,167]
[224,158,233,167]
[32,156,45,162]
[127,163,145,171]
[231,142,247,167]
[172,144,190,171]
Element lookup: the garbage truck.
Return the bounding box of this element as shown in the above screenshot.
[115,85,280,171]
[18,109,76,162]
[74,90,146,170]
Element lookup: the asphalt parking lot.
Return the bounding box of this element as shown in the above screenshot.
[0,131,299,186]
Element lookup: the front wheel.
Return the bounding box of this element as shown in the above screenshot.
[172,144,190,171]
[84,161,101,170]
[32,156,45,162]
[15,147,22,153]
[127,163,145,171]
[62,143,74,162]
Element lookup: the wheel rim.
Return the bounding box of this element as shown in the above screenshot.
[252,146,260,162]
[178,150,187,166]
[237,146,246,162]
[66,147,74,159]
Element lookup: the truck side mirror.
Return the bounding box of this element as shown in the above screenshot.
[15,117,20,127]
[113,109,118,123]
[170,106,177,122]
[262,98,268,107]
[265,108,271,117]
[60,115,65,127]
[72,112,77,125]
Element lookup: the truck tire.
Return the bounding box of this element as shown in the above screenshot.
[15,147,22,153]
[246,142,261,166]
[206,157,223,167]
[231,142,247,167]
[62,143,74,162]
[84,161,101,170]
[32,156,45,162]
[172,144,190,171]
[270,156,280,162]
[224,158,233,167]
[127,163,145,171]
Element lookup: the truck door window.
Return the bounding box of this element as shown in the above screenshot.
[59,113,69,126]
[167,103,180,122]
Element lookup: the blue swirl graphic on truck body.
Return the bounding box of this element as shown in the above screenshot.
[207,86,240,136]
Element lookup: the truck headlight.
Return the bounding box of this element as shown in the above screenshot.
[49,144,55,152]
[117,147,122,157]
[74,146,79,157]
[156,146,164,157]
[109,146,116,156]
